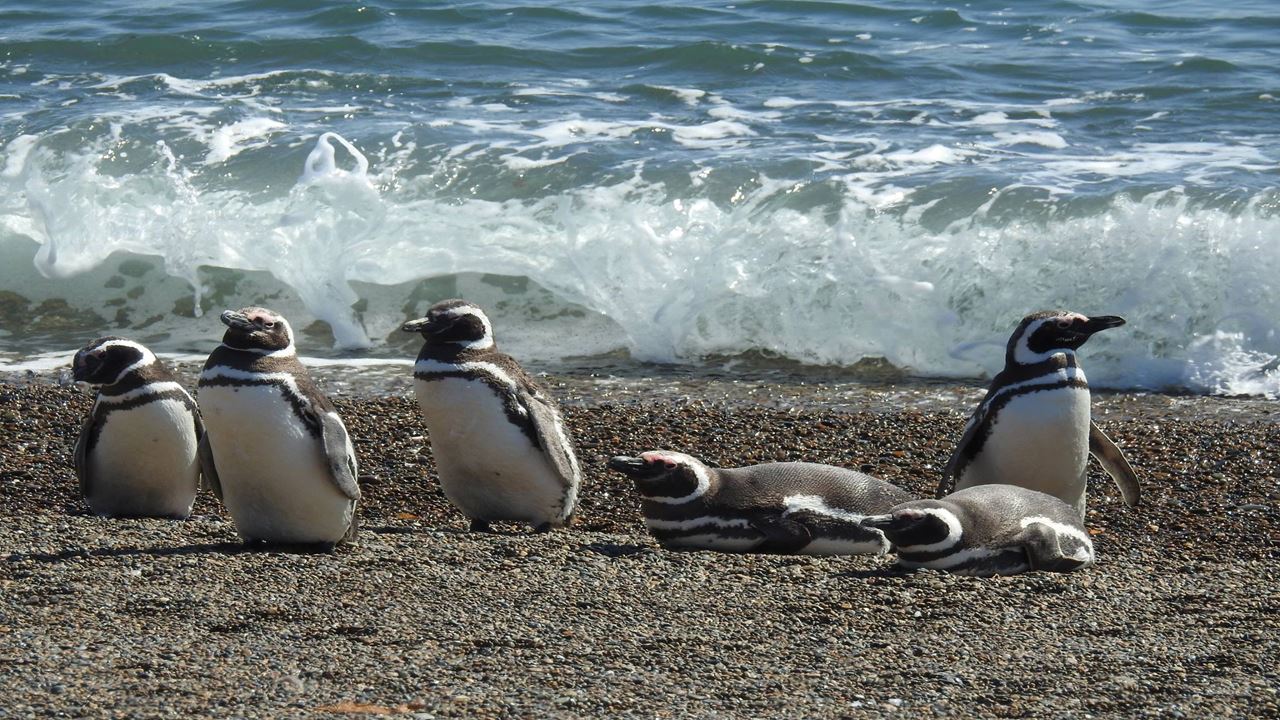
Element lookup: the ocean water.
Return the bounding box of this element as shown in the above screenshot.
[1,0,1278,394]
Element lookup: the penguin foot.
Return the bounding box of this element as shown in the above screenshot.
[533,522,554,534]
[469,518,494,533]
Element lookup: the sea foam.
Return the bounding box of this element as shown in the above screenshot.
[2,126,1279,395]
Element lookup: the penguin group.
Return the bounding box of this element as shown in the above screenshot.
[70,302,1140,575]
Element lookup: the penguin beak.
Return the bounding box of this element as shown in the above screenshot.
[859,513,898,531]
[401,316,449,335]
[220,310,255,331]
[607,455,648,475]
[859,512,921,537]
[1082,315,1125,334]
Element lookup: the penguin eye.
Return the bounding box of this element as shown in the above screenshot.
[1055,319,1071,329]
[263,321,276,329]
[663,461,677,469]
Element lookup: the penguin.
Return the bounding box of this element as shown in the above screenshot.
[71,337,201,519]
[607,451,914,554]
[861,484,1095,576]
[939,310,1140,518]
[402,299,581,533]
[197,307,359,548]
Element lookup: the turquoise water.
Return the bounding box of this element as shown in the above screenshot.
[1,1,1278,393]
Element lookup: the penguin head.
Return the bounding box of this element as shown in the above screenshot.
[860,503,963,552]
[220,307,295,353]
[72,337,157,386]
[401,299,494,351]
[1006,310,1125,365]
[607,451,711,501]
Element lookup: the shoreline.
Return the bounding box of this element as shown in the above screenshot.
[5,360,1280,422]
[1,383,1277,717]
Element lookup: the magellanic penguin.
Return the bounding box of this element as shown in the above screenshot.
[939,310,1140,518]
[607,451,914,554]
[861,484,1095,576]
[197,307,360,548]
[71,337,201,519]
[402,299,581,533]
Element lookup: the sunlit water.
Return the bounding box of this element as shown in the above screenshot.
[2,1,1278,394]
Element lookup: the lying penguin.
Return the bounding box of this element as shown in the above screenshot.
[861,484,1095,576]
[608,450,913,554]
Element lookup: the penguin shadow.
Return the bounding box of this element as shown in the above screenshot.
[832,564,918,580]
[581,542,651,558]
[10,542,248,565]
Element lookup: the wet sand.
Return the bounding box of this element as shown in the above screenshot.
[1,379,1278,718]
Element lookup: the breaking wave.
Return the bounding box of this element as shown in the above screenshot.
[2,129,1278,395]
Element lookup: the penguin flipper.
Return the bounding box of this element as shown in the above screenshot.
[1088,421,1140,507]
[939,412,983,498]
[195,418,224,501]
[319,411,361,502]
[749,515,812,555]
[73,410,96,499]
[520,391,580,490]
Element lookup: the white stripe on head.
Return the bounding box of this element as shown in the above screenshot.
[443,305,494,350]
[227,315,297,357]
[894,507,964,553]
[1012,318,1059,365]
[1020,515,1094,556]
[90,339,158,383]
[1011,313,1087,365]
[638,451,712,504]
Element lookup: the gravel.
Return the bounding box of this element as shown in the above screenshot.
[1,381,1278,718]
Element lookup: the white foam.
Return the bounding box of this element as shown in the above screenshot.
[991,132,1068,149]
[654,86,707,106]
[6,121,1280,395]
[886,144,965,164]
[669,119,754,148]
[205,118,287,164]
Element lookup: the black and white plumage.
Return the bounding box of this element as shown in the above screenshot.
[862,484,1095,576]
[608,451,913,555]
[197,307,359,547]
[939,310,1140,517]
[72,337,201,519]
[402,299,580,532]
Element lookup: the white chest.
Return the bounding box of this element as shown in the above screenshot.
[87,398,199,517]
[199,383,353,543]
[413,377,568,524]
[963,385,1091,506]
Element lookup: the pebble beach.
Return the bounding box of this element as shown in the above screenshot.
[2,375,1278,718]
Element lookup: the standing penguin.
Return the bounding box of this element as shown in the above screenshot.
[402,299,580,532]
[608,450,913,554]
[197,307,359,547]
[71,337,201,519]
[861,485,1095,576]
[939,310,1140,517]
